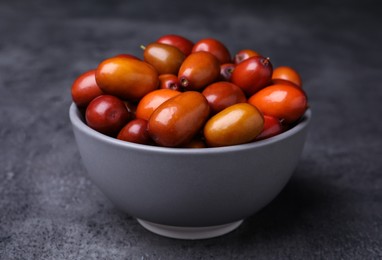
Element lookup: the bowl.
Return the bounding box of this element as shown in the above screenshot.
[69,103,311,239]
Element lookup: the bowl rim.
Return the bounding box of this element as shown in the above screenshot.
[69,103,311,155]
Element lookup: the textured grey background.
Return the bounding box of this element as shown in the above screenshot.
[1,0,381,259]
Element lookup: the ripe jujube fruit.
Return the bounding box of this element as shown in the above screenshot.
[136,89,180,121]
[159,74,182,91]
[202,81,246,114]
[148,91,210,147]
[96,57,159,101]
[234,49,260,64]
[117,118,151,145]
[272,66,302,88]
[156,34,194,56]
[86,95,131,136]
[192,38,231,64]
[178,52,220,90]
[231,56,273,96]
[71,70,103,108]
[248,84,308,124]
[143,43,185,75]
[204,103,264,147]
[254,115,283,140]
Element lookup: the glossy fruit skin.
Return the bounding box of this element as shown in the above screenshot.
[159,74,182,91]
[272,66,302,88]
[143,43,185,75]
[231,56,273,96]
[234,49,260,64]
[178,52,220,90]
[96,57,159,101]
[157,34,194,56]
[148,91,210,147]
[136,89,180,121]
[248,84,308,124]
[192,38,231,64]
[255,115,283,140]
[220,63,235,81]
[114,54,140,60]
[204,103,264,147]
[117,118,151,145]
[202,81,246,114]
[71,70,103,108]
[86,95,130,136]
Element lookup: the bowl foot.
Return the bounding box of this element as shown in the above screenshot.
[136,219,243,240]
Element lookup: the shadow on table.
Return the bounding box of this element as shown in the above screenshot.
[222,160,349,245]
[242,172,334,234]
[142,166,342,240]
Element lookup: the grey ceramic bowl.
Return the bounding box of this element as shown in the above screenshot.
[69,103,311,239]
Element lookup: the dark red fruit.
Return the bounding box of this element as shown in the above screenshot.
[157,34,194,56]
[71,70,103,108]
[255,115,283,140]
[202,82,246,114]
[231,56,273,96]
[192,38,231,64]
[117,118,151,145]
[159,74,182,91]
[86,95,130,136]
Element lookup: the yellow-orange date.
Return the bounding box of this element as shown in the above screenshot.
[204,103,264,147]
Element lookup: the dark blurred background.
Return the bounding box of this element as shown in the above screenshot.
[1,0,381,259]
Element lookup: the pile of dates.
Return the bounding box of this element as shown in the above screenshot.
[71,34,308,148]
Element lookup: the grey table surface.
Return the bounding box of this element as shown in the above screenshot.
[1,0,381,259]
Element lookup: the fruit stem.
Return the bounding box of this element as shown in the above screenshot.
[180,77,190,87]
[169,83,177,90]
[140,45,146,50]
[262,57,271,66]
